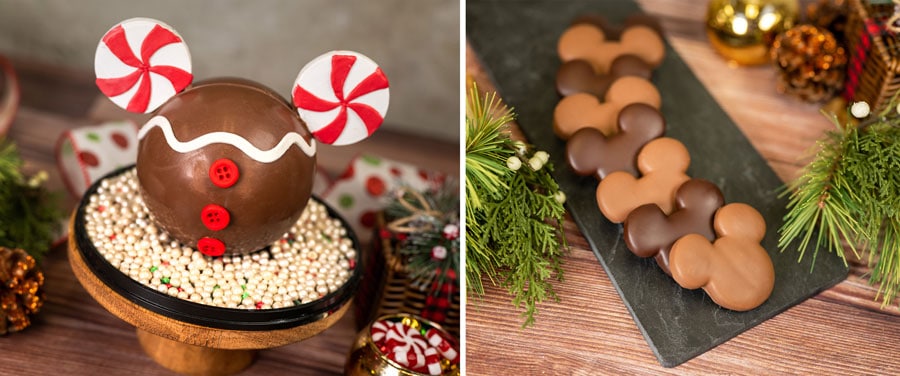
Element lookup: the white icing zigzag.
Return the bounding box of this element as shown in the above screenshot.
[137,115,317,163]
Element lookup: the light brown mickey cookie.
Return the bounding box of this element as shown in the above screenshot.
[558,23,665,73]
[595,137,690,223]
[553,76,660,139]
[669,203,775,312]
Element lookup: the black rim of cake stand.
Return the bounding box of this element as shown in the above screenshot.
[74,165,362,331]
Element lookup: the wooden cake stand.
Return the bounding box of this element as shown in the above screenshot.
[68,170,361,376]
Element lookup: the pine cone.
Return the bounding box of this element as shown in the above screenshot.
[771,25,848,103]
[806,0,848,42]
[0,247,44,335]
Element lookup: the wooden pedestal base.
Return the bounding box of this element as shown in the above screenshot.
[136,329,256,376]
[68,215,353,376]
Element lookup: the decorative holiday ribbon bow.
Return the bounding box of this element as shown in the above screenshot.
[386,187,446,234]
[888,0,900,34]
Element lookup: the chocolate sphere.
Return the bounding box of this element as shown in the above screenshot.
[137,78,316,256]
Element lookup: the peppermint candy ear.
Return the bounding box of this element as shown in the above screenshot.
[292,51,390,146]
[94,18,193,114]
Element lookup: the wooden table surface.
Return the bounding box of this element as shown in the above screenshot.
[0,58,458,375]
[466,0,900,375]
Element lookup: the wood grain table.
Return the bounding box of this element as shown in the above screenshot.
[466,0,900,374]
[0,58,458,375]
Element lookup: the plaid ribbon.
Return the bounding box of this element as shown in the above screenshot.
[845,18,884,101]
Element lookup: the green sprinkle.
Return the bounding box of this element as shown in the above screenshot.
[161,276,170,284]
[86,132,101,142]
[241,292,250,299]
[150,266,158,272]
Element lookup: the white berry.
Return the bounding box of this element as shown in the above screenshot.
[850,101,870,118]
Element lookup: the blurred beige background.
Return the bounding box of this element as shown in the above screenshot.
[0,0,460,142]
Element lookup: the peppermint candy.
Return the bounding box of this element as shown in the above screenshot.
[292,51,389,146]
[370,317,458,374]
[370,319,390,343]
[95,18,193,113]
[383,321,428,369]
[424,347,442,375]
[426,328,459,363]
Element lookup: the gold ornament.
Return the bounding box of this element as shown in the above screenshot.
[0,247,44,335]
[707,0,800,65]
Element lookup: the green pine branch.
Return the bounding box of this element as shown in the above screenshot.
[779,109,900,307]
[465,86,516,297]
[465,85,568,327]
[0,139,62,261]
[385,181,460,292]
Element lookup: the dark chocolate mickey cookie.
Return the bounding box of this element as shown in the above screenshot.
[556,13,662,98]
[623,178,724,275]
[556,55,653,98]
[565,102,664,180]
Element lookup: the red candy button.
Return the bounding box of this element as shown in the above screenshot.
[209,159,239,188]
[197,237,226,257]
[200,204,230,231]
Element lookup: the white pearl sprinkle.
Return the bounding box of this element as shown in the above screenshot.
[83,168,355,310]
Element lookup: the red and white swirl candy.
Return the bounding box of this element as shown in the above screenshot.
[95,18,193,113]
[426,328,459,363]
[424,347,442,375]
[292,51,389,146]
[370,319,390,343]
[383,320,428,370]
[371,318,457,374]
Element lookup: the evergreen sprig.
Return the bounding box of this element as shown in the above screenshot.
[779,107,900,306]
[0,139,62,261]
[465,85,568,327]
[385,181,460,292]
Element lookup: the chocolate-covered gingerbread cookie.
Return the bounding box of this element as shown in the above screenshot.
[623,179,724,274]
[565,103,664,180]
[556,55,653,98]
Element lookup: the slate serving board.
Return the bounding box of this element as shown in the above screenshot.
[467,0,849,368]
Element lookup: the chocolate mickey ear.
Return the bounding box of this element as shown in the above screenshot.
[292,51,390,146]
[94,18,193,114]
